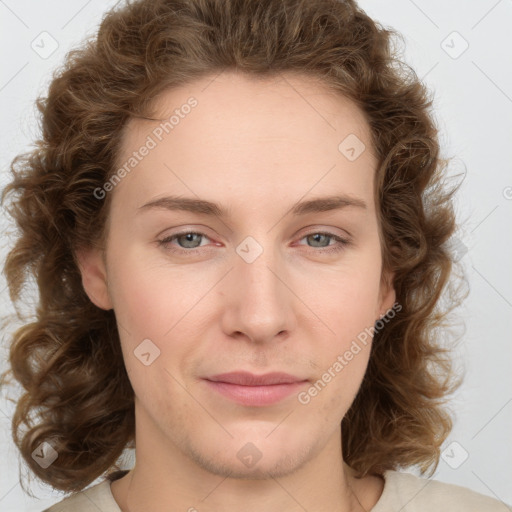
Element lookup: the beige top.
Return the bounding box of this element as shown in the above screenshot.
[42,469,511,511]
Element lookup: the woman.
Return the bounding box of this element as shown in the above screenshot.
[1,0,508,510]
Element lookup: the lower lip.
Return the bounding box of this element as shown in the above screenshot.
[204,380,307,406]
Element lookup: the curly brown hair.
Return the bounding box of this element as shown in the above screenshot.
[1,0,467,495]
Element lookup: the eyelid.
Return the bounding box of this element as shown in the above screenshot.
[295,224,352,240]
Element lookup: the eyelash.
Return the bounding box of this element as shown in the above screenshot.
[157,230,351,255]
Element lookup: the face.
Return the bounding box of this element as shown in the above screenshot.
[78,71,395,479]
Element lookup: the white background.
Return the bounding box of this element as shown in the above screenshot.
[0,0,511,510]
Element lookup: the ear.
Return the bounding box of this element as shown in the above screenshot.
[75,246,113,310]
[376,269,396,320]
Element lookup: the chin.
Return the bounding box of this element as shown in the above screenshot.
[184,431,318,480]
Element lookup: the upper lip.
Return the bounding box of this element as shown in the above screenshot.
[205,371,307,386]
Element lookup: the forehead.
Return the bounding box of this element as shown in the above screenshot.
[123,71,374,153]
[112,71,377,216]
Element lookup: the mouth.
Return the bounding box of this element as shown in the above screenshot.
[203,371,309,406]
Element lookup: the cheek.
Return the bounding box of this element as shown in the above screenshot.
[303,265,381,395]
[304,329,373,417]
[106,251,210,381]
[314,266,382,340]
[107,246,207,336]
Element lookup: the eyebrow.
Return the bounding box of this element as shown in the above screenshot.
[137,194,367,217]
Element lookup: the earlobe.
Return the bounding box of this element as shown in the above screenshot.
[377,270,397,320]
[75,246,113,310]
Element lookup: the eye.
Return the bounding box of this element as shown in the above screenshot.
[297,232,351,254]
[157,230,351,255]
[158,231,212,252]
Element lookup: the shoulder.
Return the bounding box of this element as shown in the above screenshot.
[41,475,123,512]
[373,470,511,512]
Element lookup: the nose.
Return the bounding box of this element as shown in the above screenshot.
[219,237,297,345]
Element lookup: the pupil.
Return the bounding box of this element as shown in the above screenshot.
[182,233,199,247]
[310,234,327,247]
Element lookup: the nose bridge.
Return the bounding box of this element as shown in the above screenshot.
[224,233,294,342]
